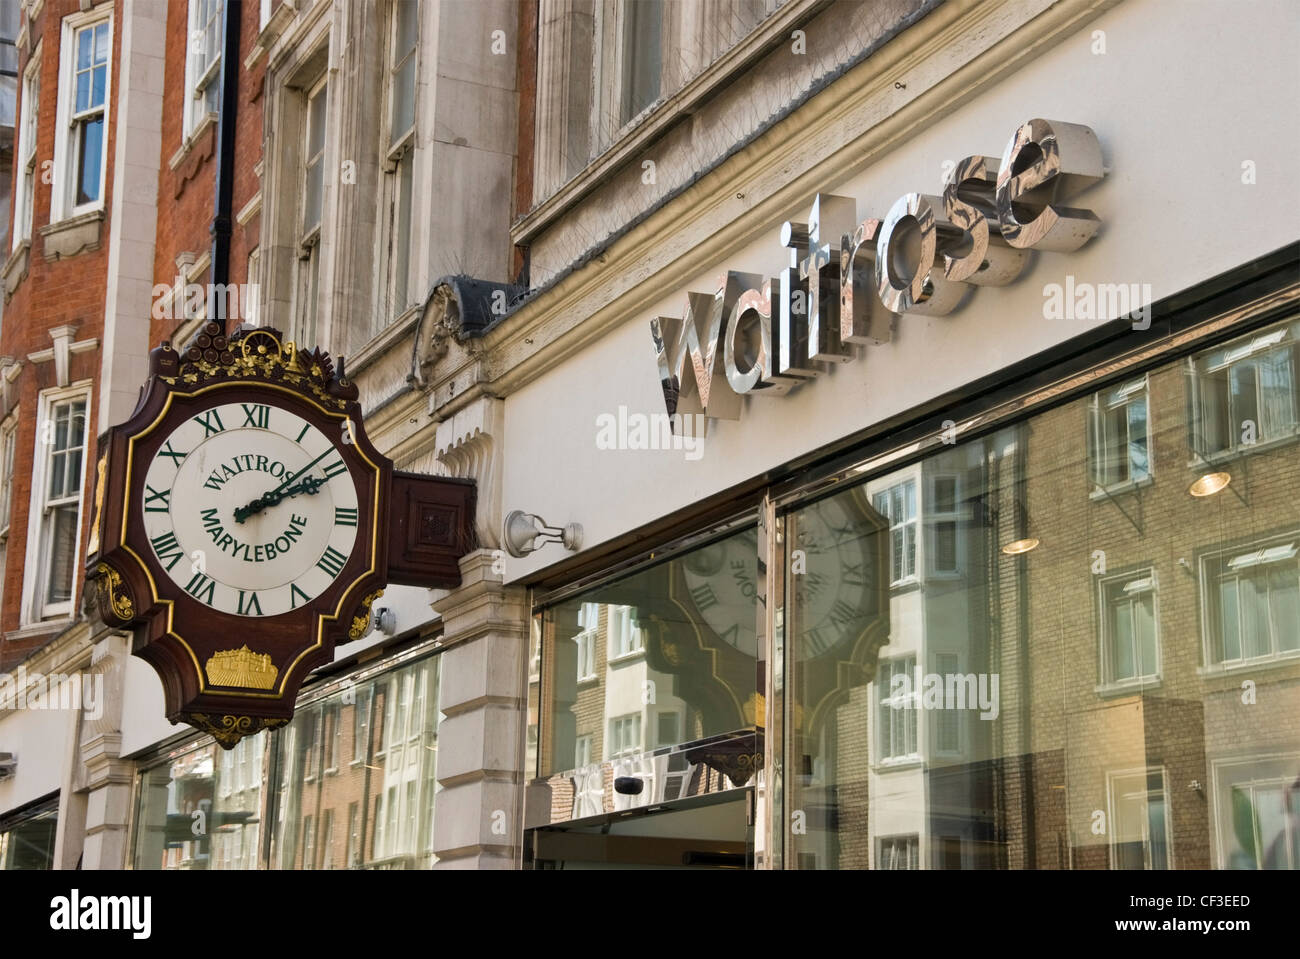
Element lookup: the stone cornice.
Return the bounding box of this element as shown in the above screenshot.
[481,0,1118,399]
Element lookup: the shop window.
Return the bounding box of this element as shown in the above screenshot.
[536,525,758,779]
[609,712,642,759]
[1099,570,1160,686]
[878,834,919,870]
[1202,535,1300,666]
[24,389,89,623]
[13,51,40,249]
[873,480,916,585]
[877,656,919,765]
[1191,318,1299,459]
[1108,769,1170,869]
[1088,376,1150,489]
[53,11,111,218]
[184,0,222,138]
[133,650,444,870]
[0,800,58,870]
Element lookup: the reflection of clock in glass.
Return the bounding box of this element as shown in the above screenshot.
[789,491,885,659]
[140,401,362,617]
[680,529,760,657]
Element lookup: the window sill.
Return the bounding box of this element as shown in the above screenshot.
[1188,431,1300,469]
[7,618,75,641]
[576,675,599,688]
[169,111,219,176]
[1095,676,1162,699]
[607,649,646,667]
[38,210,104,262]
[875,757,923,773]
[2,241,31,296]
[347,305,421,377]
[1197,650,1300,678]
[1089,474,1155,501]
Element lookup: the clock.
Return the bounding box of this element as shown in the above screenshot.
[140,400,363,617]
[84,325,475,747]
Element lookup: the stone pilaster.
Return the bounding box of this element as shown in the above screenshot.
[76,633,136,869]
[430,549,529,869]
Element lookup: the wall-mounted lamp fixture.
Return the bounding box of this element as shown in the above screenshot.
[1001,537,1040,555]
[1189,471,1231,498]
[503,510,583,558]
[371,607,397,636]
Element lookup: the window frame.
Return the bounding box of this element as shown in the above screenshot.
[21,384,91,624]
[876,655,920,767]
[925,471,965,578]
[13,47,42,249]
[873,478,918,588]
[0,413,18,541]
[52,9,113,221]
[876,833,920,870]
[1189,320,1300,462]
[1106,766,1172,870]
[1198,531,1300,671]
[295,74,328,347]
[1088,374,1153,493]
[1097,567,1162,690]
[183,0,222,139]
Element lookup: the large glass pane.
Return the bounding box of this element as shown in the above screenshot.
[785,313,1300,869]
[132,653,443,870]
[76,117,104,205]
[539,525,758,777]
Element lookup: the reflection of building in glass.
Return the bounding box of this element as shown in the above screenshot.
[784,314,1300,869]
[131,651,442,870]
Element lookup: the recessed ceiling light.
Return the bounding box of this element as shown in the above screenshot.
[1189,472,1231,498]
[1001,537,1040,555]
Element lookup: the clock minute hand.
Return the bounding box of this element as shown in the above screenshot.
[233,449,335,523]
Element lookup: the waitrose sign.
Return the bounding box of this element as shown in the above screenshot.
[650,118,1105,422]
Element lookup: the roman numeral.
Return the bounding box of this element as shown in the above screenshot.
[295,423,311,444]
[150,530,185,572]
[322,458,347,479]
[157,441,187,466]
[689,583,719,612]
[842,562,866,587]
[718,622,740,647]
[143,485,171,512]
[242,404,271,428]
[290,583,310,609]
[184,571,217,607]
[316,546,348,578]
[194,409,226,437]
[828,598,859,627]
[237,590,263,616]
[335,507,358,527]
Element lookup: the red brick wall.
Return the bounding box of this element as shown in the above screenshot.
[0,0,122,657]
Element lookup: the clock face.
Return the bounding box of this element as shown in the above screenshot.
[140,401,362,617]
[788,491,884,659]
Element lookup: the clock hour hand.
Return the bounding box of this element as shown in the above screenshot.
[233,449,335,524]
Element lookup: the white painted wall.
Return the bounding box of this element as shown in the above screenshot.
[0,706,75,815]
[502,0,1300,582]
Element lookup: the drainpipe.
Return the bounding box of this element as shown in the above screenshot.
[207,0,242,335]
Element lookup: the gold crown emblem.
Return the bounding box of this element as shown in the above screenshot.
[206,646,278,690]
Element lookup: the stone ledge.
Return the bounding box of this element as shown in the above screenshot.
[39,209,105,261]
[2,241,30,296]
